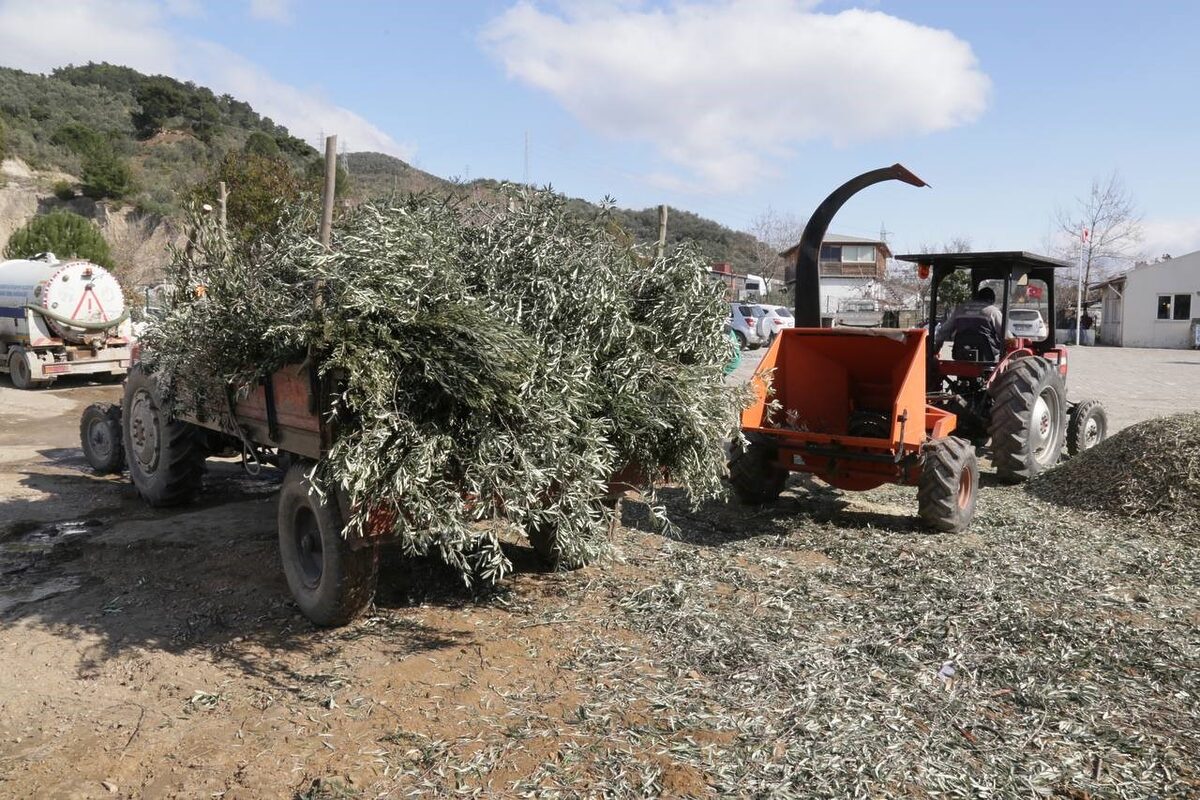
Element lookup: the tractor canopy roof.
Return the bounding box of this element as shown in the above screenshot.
[895,251,1071,274]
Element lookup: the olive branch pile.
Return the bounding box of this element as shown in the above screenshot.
[141,188,745,585]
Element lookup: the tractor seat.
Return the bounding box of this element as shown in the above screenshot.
[951,330,1000,363]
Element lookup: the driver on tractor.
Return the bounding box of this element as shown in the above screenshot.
[934,286,1003,362]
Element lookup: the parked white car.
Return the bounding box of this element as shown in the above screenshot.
[1007,308,1048,340]
[728,302,765,349]
[755,304,794,343]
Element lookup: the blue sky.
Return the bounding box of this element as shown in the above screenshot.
[2,1,1198,258]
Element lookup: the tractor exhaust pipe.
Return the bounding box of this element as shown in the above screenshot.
[793,164,928,328]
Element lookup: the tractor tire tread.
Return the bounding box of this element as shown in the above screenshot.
[277,462,379,627]
[987,357,1066,483]
[917,436,977,533]
[122,366,205,507]
[1066,398,1108,456]
[80,402,125,474]
[729,440,786,505]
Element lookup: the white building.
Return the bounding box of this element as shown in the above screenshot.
[781,234,890,325]
[1096,251,1200,348]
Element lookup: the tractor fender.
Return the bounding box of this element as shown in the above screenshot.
[984,348,1035,390]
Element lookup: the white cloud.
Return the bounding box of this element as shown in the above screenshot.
[484,0,989,192]
[1142,218,1200,260]
[0,0,412,159]
[248,0,290,23]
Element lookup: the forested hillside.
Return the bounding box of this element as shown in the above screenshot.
[0,62,762,268]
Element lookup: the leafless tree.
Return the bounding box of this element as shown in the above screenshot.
[745,205,805,287]
[1055,172,1143,299]
[879,237,973,313]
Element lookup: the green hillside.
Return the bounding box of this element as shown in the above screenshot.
[345,151,761,266]
[0,62,762,267]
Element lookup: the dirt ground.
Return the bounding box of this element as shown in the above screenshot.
[1,355,1198,798]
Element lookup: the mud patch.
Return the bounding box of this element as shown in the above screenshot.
[0,518,104,613]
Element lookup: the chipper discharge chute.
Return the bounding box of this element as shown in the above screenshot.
[730,165,980,532]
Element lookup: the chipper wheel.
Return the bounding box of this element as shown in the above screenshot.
[122,365,205,506]
[80,402,125,474]
[277,462,380,626]
[1066,399,1108,456]
[917,436,979,533]
[987,357,1067,483]
[729,438,787,505]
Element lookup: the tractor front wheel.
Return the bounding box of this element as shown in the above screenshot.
[1067,399,1108,456]
[917,436,978,533]
[729,439,787,505]
[80,402,124,474]
[988,357,1067,482]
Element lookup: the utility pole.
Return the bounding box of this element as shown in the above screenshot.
[217,181,228,233]
[319,134,337,249]
[656,204,669,260]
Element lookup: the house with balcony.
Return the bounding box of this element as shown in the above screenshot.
[780,234,891,324]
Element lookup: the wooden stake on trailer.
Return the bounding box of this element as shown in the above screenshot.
[319,135,338,250]
[656,204,669,260]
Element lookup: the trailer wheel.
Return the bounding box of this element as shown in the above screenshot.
[80,402,124,474]
[527,498,619,568]
[917,436,978,533]
[729,439,786,505]
[1066,399,1108,456]
[122,365,204,506]
[988,356,1067,482]
[277,462,379,626]
[7,348,48,390]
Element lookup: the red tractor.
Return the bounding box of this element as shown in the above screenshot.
[730,166,1108,531]
[898,249,1108,481]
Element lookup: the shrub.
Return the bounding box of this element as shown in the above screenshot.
[81,150,134,199]
[4,210,114,268]
[52,180,75,200]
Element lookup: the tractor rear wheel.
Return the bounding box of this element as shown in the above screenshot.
[122,365,205,506]
[729,438,786,505]
[917,436,978,533]
[277,461,380,626]
[1067,399,1108,456]
[988,357,1067,482]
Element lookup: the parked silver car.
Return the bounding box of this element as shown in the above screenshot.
[728,303,764,349]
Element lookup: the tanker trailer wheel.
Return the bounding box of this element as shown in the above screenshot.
[80,402,124,474]
[729,438,786,505]
[1066,399,1108,456]
[7,348,48,390]
[917,436,978,533]
[122,366,204,506]
[987,357,1067,483]
[277,462,379,626]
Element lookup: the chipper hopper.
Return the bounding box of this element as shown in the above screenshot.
[730,165,980,532]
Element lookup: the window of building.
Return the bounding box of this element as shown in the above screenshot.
[1157,295,1172,320]
[820,244,841,262]
[1174,293,1192,320]
[842,245,876,263]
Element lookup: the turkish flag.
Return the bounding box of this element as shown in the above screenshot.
[1026,285,1044,299]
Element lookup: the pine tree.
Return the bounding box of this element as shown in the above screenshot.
[4,210,114,268]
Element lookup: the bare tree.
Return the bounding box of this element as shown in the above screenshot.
[746,205,805,289]
[1055,172,1143,297]
[879,237,973,314]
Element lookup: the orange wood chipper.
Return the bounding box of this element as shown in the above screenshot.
[733,166,972,532]
[731,165,1108,532]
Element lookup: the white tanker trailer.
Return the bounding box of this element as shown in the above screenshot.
[0,253,133,389]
